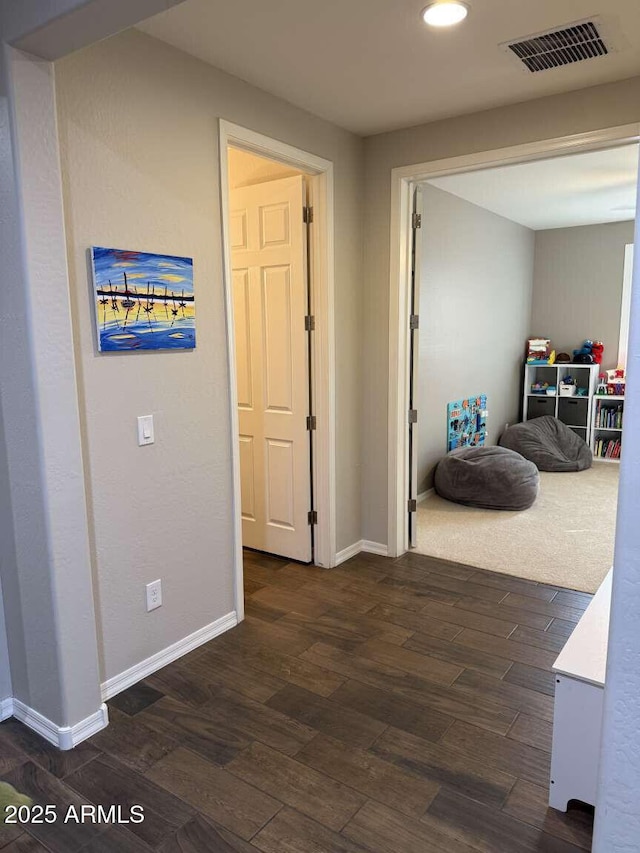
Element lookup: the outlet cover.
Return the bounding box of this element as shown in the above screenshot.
[146,579,162,612]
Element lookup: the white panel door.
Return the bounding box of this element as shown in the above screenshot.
[231,175,311,562]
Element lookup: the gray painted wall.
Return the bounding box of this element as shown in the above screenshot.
[531,221,635,371]
[0,395,13,704]
[418,185,535,492]
[55,29,364,682]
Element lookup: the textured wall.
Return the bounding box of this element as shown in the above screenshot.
[418,185,534,491]
[55,29,364,681]
[363,75,640,546]
[593,204,640,850]
[532,221,635,371]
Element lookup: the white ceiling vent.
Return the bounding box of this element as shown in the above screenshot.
[503,19,612,73]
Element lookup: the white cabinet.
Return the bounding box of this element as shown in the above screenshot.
[523,363,599,445]
[550,570,611,811]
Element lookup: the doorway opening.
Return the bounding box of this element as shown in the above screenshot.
[219,122,336,620]
[389,124,640,591]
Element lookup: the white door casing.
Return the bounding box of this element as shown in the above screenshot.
[408,186,422,548]
[231,175,312,562]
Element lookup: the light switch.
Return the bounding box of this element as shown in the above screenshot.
[137,415,154,446]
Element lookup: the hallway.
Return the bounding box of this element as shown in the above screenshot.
[0,550,593,852]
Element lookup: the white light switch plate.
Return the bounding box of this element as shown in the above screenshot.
[137,415,154,446]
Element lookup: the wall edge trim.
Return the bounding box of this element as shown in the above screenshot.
[335,541,364,565]
[0,698,14,722]
[335,540,389,564]
[362,540,389,557]
[9,698,108,750]
[101,611,238,701]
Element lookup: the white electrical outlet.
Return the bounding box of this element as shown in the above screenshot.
[146,579,162,612]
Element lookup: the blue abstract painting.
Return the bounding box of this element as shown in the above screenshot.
[91,247,195,352]
[447,395,488,451]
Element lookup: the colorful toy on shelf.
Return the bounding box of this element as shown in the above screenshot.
[531,381,550,394]
[573,340,604,365]
[599,367,626,396]
[526,338,553,364]
[597,373,608,396]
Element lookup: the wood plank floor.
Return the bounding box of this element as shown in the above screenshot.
[0,550,595,852]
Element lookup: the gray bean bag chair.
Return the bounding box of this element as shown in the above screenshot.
[434,445,539,511]
[499,416,592,472]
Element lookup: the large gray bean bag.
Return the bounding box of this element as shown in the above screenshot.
[499,416,592,472]
[434,446,539,511]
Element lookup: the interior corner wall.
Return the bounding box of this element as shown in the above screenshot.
[363,76,640,546]
[418,185,534,492]
[531,220,635,370]
[228,148,300,189]
[54,28,364,682]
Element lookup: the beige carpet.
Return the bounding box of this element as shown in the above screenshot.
[416,462,619,593]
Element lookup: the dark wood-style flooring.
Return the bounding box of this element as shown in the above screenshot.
[0,550,595,852]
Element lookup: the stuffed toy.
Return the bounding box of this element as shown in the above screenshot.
[573,340,604,365]
[0,781,32,824]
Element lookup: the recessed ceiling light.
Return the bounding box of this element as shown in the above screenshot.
[422,1,469,27]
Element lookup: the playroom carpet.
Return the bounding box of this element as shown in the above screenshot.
[415,462,619,593]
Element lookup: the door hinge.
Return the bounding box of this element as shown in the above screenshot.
[408,499,417,512]
[308,510,318,525]
[305,315,316,331]
[306,415,317,431]
[410,314,420,330]
[412,212,422,229]
[303,206,314,224]
[408,409,418,424]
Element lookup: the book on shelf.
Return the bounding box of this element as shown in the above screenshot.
[594,438,621,459]
[594,400,623,429]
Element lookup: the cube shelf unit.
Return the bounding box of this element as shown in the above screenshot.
[590,395,624,462]
[523,363,599,445]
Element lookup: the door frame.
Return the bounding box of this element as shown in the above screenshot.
[219,120,336,619]
[388,122,640,558]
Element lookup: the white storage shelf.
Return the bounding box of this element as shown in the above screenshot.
[523,363,599,444]
[590,396,624,463]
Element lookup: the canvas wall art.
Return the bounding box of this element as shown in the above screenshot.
[447,395,488,451]
[91,247,195,352]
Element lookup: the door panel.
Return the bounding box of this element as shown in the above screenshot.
[265,439,295,529]
[233,269,253,409]
[262,265,293,412]
[230,209,248,250]
[231,175,311,562]
[239,435,256,520]
[260,202,290,248]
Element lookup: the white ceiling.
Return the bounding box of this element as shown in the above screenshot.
[426,144,638,230]
[138,0,640,135]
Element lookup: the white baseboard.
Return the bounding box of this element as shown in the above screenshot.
[0,697,14,722]
[7,698,108,750]
[417,488,434,503]
[335,541,365,565]
[362,540,388,556]
[101,611,238,702]
[335,540,389,565]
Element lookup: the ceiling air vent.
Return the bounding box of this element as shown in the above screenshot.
[505,19,610,73]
